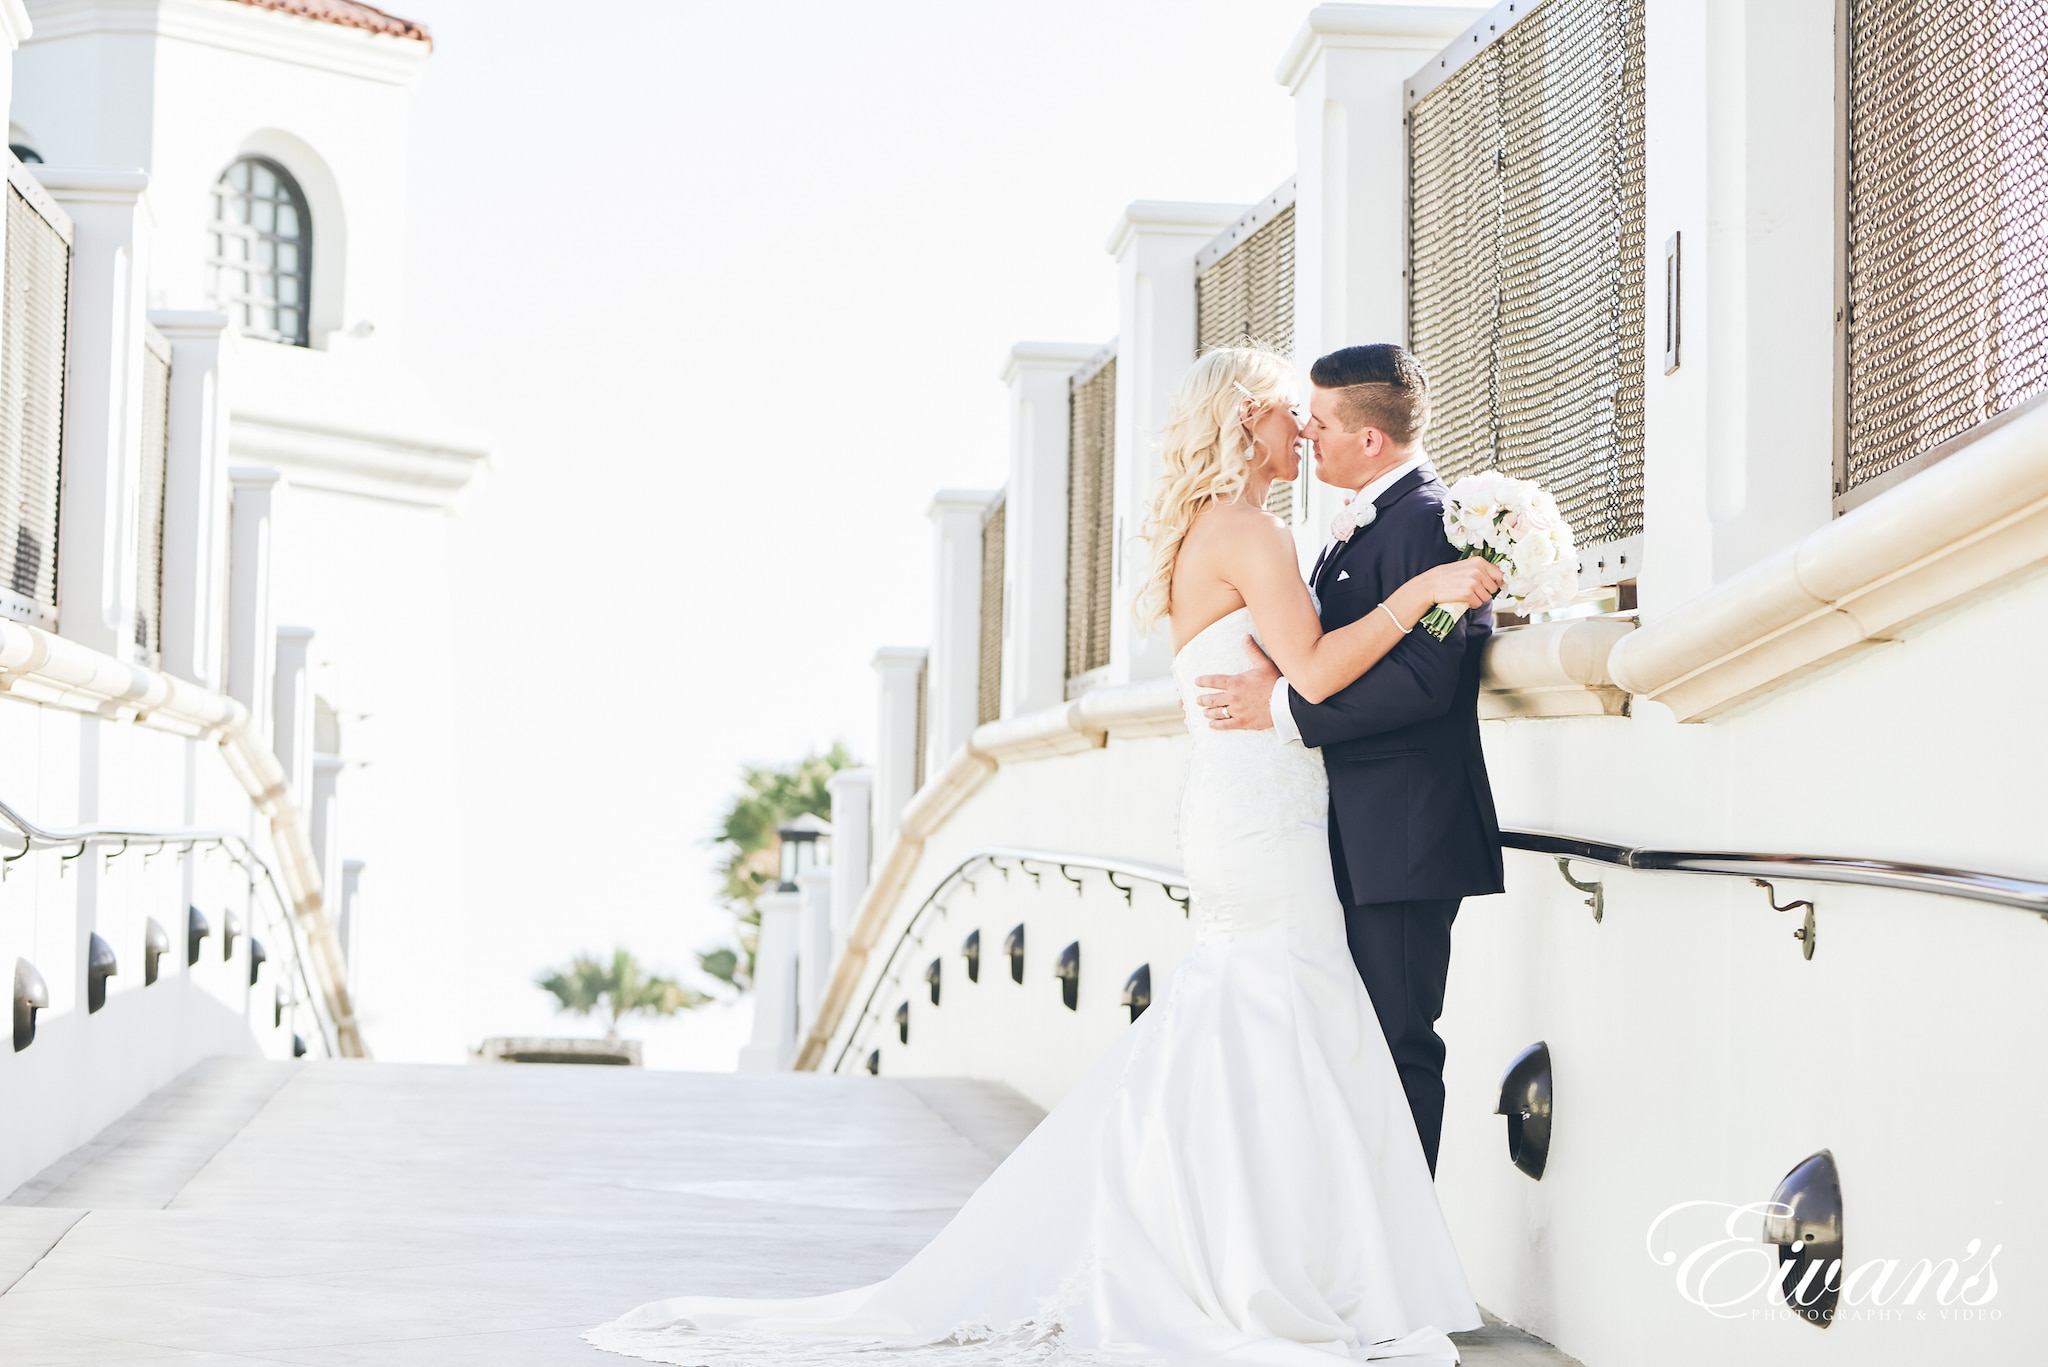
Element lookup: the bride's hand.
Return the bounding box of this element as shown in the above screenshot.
[1420,558,1505,608]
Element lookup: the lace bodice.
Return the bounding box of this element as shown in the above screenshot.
[1170,608,1340,945]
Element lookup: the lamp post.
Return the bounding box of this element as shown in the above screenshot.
[776,813,832,890]
[740,814,832,1073]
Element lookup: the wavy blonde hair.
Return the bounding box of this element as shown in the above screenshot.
[1133,346,1298,627]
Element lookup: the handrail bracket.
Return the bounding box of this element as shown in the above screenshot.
[1751,878,1818,960]
[1554,858,1604,923]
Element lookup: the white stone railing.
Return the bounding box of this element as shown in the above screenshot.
[1609,393,2048,720]
[802,393,2048,1065]
[0,617,362,1056]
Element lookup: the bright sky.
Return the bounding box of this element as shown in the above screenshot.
[395,0,1464,1066]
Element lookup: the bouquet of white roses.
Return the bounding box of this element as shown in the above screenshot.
[1419,471,1580,641]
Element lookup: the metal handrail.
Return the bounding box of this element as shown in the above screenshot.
[1503,829,2048,919]
[830,847,1189,1074]
[0,796,338,1055]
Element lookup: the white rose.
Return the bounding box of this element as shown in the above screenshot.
[1515,529,1560,571]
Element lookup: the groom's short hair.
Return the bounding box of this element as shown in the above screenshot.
[1310,344,1430,445]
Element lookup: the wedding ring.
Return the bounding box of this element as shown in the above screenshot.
[1221,705,1231,719]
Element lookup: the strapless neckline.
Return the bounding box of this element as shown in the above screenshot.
[1173,605,1253,663]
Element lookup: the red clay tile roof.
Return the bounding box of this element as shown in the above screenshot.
[227,0,431,46]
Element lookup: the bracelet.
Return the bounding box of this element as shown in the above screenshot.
[1377,602,1410,635]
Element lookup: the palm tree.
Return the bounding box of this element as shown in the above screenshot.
[534,949,708,1037]
[699,742,853,990]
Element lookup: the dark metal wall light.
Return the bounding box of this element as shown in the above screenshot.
[962,928,980,983]
[925,958,941,1006]
[1764,1149,1844,1327]
[248,939,268,988]
[864,1049,880,1075]
[1122,964,1151,1022]
[1054,942,1080,1011]
[87,933,118,1012]
[292,1033,307,1058]
[895,1001,909,1045]
[1004,924,1025,983]
[144,918,169,985]
[14,959,48,1050]
[187,906,210,966]
[1496,1042,1553,1179]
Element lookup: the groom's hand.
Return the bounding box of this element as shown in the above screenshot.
[1194,638,1280,731]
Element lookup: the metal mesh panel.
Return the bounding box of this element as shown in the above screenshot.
[977,498,1005,726]
[1066,356,1116,681]
[1197,204,1295,358]
[135,331,171,656]
[1408,0,1647,547]
[0,185,69,621]
[1844,0,2048,492]
[1199,206,1298,523]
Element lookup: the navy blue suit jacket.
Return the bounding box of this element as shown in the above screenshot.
[1289,468,1505,906]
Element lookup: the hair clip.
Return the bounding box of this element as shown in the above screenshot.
[1231,380,1255,401]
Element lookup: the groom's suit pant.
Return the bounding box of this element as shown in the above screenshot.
[1338,893,1460,1175]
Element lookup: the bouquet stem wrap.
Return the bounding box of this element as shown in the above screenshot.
[1421,548,1510,641]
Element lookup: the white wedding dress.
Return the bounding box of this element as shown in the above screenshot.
[588,607,1480,1365]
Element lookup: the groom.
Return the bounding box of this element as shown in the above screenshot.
[1195,343,1504,1175]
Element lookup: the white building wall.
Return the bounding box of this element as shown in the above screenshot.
[13,2,488,1061]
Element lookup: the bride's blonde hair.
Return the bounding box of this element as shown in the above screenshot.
[1133,345,1297,627]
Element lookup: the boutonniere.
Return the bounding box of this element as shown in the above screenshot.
[1330,494,1377,542]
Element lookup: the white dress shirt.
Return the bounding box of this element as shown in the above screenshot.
[1269,457,1427,746]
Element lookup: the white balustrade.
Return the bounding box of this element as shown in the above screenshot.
[148,310,233,689]
[1104,202,1243,686]
[226,467,281,735]
[796,866,833,1039]
[738,887,801,1072]
[40,168,153,661]
[273,626,315,797]
[924,490,997,774]
[826,767,873,959]
[870,646,927,854]
[1001,344,1099,718]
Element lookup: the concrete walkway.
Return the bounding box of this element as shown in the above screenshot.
[0,1059,1579,1365]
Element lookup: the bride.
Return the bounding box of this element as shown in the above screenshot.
[588,346,1504,1366]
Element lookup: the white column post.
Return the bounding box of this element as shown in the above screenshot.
[870,646,928,855]
[1105,202,1244,685]
[338,859,365,985]
[148,310,232,688]
[924,490,996,776]
[1000,343,1096,717]
[41,169,153,661]
[795,866,834,1038]
[1279,6,1478,534]
[226,467,280,735]
[273,626,315,797]
[738,887,801,1072]
[826,767,873,959]
[310,755,343,908]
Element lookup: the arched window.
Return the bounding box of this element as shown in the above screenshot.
[209,156,311,346]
